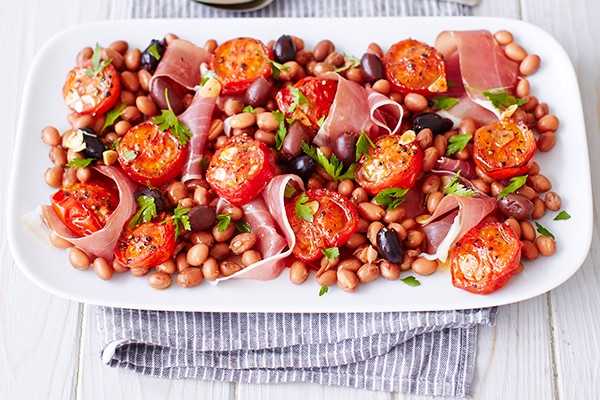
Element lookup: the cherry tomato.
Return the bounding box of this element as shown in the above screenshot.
[212,37,273,94]
[285,189,358,262]
[383,39,447,96]
[451,222,522,295]
[117,121,187,186]
[275,77,338,131]
[114,215,176,269]
[51,180,119,237]
[206,134,275,206]
[62,60,120,116]
[355,133,423,195]
[473,118,536,180]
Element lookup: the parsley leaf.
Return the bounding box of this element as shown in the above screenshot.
[317,115,325,127]
[273,110,287,151]
[128,195,158,229]
[432,96,459,110]
[498,175,528,199]
[216,213,232,232]
[467,85,526,111]
[269,59,290,79]
[535,222,555,239]
[162,205,191,238]
[295,193,315,222]
[234,220,251,233]
[65,158,94,168]
[302,142,356,183]
[200,70,217,86]
[288,87,311,113]
[444,170,475,197]
[373,188,409,210]
[355,131,375,161]
[400,276,421,287]
[445,134,472,156]
[319,286,329,296]
[284,184,296,198]
[147,43,161,60]
[102,102,127,132]
[86,43,112,77]
[112,137,121,150]
[554,211,571,221]
[334,53,360,73]
[152,88,192,145]
[322,247,340,260]
[242,105,256,113]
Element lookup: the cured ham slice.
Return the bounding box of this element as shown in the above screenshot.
[420,194,497,262]
[214,174,305,282]
[434,30,519,126]
[149,39,212,112]
[40,166,137,261]
[366,87,403,136]
[434,157,477,180]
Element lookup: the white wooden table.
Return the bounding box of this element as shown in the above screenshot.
[1,0,598,398]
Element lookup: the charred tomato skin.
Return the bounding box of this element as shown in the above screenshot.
[285,188,358,263]
[62,61,120,115]
[114,215,177,270]
[451,221,522,295]
[117,121,187,187]
[355,133,423,196]
[275,77,338,132]
[383,39,447,96]
[206,134,275,206]
[212,37,273,95]
[51,180,119,237]
[473,117,537,180]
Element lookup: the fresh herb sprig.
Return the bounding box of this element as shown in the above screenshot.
[400,276,421,287]
[102,102,127,132]
[554,211,571,221]
[444,171,475,197]
[66,158,94,168]
[294,193,315,222]
[128,195,158,229]
[432,96,459,110]
[162,204,191,238]
[445,134,472,156]
[334,53,360,73]
[497,175,528,199]
[302,142,356,183]
[535,222,555,240]
[152,88,192,145]
[322,247,340,260]
[467,85,526,111]
[288,87,311,113]
[355,131,376,161]
[373,188,409,210]
[270,59,290,79]
[319,286,329,296]
[273,110,287,150]
[86,43,112,77]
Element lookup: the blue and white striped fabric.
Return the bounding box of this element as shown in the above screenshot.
[98,0,494,397]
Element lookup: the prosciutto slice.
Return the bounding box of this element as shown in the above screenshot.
[366,87,403,136]
[434,30,519,126]
[40,166,137,261]
[149,39,211,111]
[214,174,304,282]
[420,194,497,262]
[179,88,218,183]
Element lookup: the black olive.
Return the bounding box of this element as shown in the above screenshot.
[498,193,534,221]
[188,205,216,232]
[331,132,357,166]
[245,77,274,107]
[133,187,169,213]
[376,227,405,264]
[287,155,317,181]
[412,112,454,135]
[280,121,311,161]
[77,127,105,160]
[141,39,167,73]
[359,53,385,83]
[273,35,297,64]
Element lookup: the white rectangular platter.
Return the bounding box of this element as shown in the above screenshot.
[7,17,592,311]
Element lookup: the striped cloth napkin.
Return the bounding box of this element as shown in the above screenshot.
[97,0,494,397]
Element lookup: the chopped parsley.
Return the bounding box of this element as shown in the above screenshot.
[554,211,571,221]
[294,193,315,222]
[86,43,112,77]
[272,110,287,150]
[467,85,526,111]
[65,158,94,168]
[444,171,475,197]
[128,195,158,229]
[334,53,360,73]
[284,184,296,198]
[216,213,233,232]
[242,105,256,113]
[497,175,528,199]
[355,131,376,161]
[147,43,161,60]
[101,102,127,132]
[400,276,421,287]
[234,220,251,233]
[431,96,459,110]
[152,88,192,145]
[302,142,356,183]
[373,188,409,210]
[269,59,290,79]
[445,134,472,156]
[288,86,311,113]
[535,222,555,240]
[319,285,329,296]
[322,247,340,260]
[162,205,191,238]
[317,115,326,127]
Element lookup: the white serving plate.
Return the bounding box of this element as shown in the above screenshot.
[7,17,592,312]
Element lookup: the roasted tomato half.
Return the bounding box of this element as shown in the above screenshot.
[451,221,522,295]
[383,39,447,96]
[206,134,275,206]
[212,37,273,94]
[355,132,423,195]
[62,60,120,115]
[51,180,119,237]
[285,189,358,262]
[473,117,536,180]
[117,121,187,186]
[114,215,177,270]
[276,77,338,131]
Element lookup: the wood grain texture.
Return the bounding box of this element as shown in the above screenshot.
[521,0,600,398]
